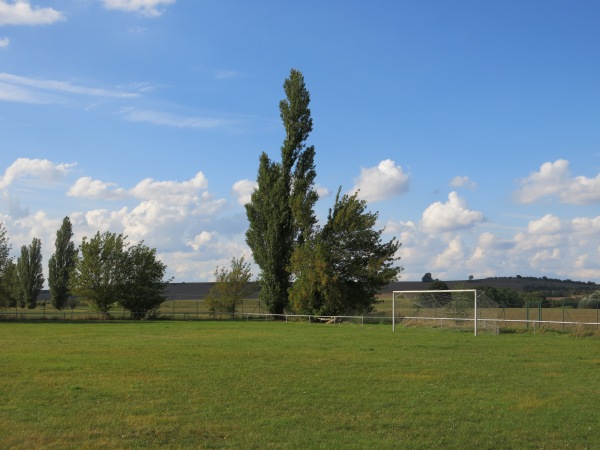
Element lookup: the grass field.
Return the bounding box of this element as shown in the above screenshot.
[1,321,599,449]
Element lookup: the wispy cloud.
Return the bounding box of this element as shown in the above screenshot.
[119,107,228,129]
[0,1,65,26]
[0,72,138,99]
[102,0,176,17]
[213,69,239,80]
[0,37,9,48]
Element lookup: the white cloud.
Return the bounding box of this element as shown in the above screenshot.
[67,172,220,210]
[315,184,331,199]
[232,179,256,206]
[186,231,213,251]
[67,177,128,200]
[0,1,65,26]
[565,173,600,204]
[572,216,600,235]
[420,191,484,233]
[119,107,227,129]
[0,80,48,103]
[0,72,138,99]
[0,73,138,105]
[527,214,562,234]
[515,159,600,205]
[450,175,477,190]
[0,158,75,189]
[351,159,409,202]
[0,37,9,48]
[130,172,209,202]
[514,159,570,203]
[102,0,176,17]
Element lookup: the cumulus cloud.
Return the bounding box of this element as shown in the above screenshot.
[420,191,484,233]
[527,214,562,234]
[102,0,176,17]
[0,158,75,189]
[232,179,257,206]
[351,159,409,202]
[0,37,9,48]
[67,177,128,200]
[515,159,600,205]
[186,231,213,251]
[67,172,222,213]
[130,172,209,202]
[450,175,477,190]
[0,1,65,25]
[432,237,465,269]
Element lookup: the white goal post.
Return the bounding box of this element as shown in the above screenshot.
[392,289,495,336]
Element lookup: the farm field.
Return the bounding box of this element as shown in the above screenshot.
[1,322,599,449]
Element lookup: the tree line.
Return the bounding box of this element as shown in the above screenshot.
[0,218,170,319]
[1,69,402,319]
[243,69,402,317]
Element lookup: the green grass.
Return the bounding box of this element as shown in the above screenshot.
[1,322,599,449]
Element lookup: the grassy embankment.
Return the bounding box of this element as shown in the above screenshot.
[1,321,599,449]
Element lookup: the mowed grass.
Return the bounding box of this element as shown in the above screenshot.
[1,322,599,449]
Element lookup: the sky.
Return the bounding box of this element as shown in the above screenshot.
[1,0,600,285]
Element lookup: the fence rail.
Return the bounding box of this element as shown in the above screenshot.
[2,308,600,334]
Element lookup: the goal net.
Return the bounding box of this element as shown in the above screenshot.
[392,289,502,335]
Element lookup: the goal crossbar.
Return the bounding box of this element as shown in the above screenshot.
[392,289,481,336]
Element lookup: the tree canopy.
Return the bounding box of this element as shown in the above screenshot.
[206,256,254,316]
[70,232,169,318]
[48,217,78,310]
[70,231,128,315]
[245,69,318,315]
[119,242,170,319]
[0,223,13,308]
[289,189,402,315]
[15,238,45,309]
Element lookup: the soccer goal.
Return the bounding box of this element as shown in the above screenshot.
[392,289,501,335]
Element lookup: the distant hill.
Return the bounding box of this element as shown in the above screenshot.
[385,277,598,296]
[36,277,597,303]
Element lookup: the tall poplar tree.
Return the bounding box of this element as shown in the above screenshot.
[0,223,14,307]
[245,69,318,315]
[16,237,45,309]
[48,217,78,310]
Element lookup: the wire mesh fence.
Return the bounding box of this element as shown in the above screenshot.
[2,296,600,335]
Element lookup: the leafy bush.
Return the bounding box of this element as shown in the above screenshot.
[578,290,600,309]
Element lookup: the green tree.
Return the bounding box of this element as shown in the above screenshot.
[289,189,402,315]
[427,280,450,306]
[70,231,127,315]
[0,223,14,308]
[245,69,318,315]
[579,290,600,309]
[0,261,19,308]
[206,256,254,316]
[422,272,433,282]
[119,242,170,319]
[48,217,78,310]
[16,237,45,309]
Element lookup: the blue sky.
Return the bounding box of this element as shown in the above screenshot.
[1,0,600,284]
